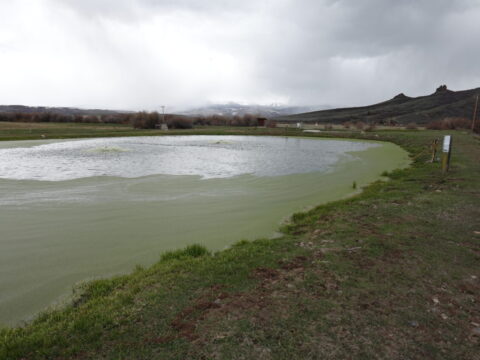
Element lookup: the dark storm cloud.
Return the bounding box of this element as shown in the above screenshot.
[1,0,479,109]
[241,0,480,105]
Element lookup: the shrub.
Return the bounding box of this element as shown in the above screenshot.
[243,114,257,126]
[192,116,209,126]
[425,120,443,130]
[444,117,471,129]
[405,122,418,130]
[365,123,376,132]
[167,116,193,129]
[190,114,229,126]
[355,121,365,130]
[131,112,161,129]
[426,117,472,130]
[0,111,131,125]
[131,112,149,129]
[230,115,242,126]
[230,114,259,127]
[324,124,333,131]
[209,115,228,126]
[266,120,277,128]
[84,115,100,123]
[343,121,352,129]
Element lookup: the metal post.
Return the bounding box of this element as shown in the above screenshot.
[160,105,168,130]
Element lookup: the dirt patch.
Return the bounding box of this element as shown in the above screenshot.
[252,267,280,280]
[278,255,309,270]
[160,256,314,345]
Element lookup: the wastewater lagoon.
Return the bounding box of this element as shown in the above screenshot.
[0,135,409,325]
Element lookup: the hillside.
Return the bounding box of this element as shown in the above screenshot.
[180,103,327,118]
[0,104,325,120]
[278,85,479,125]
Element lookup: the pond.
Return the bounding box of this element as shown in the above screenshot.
[0,135,409,325]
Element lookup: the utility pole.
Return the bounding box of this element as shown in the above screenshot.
[161,105,166,124]
[160,105,168,131]
[472,95,479,131]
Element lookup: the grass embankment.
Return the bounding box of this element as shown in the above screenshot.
[0,122,302,141]
[0,121,405,141]
[0,128,479,359]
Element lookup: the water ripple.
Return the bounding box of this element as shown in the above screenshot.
[0,136,377,182]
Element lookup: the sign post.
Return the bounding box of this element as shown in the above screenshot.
[441,135,452,173]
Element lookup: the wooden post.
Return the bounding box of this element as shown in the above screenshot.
[441,135,452,173]
[472,95,479,131]
[431,138,438,162]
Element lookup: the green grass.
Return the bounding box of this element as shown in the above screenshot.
[0,126,479,359]
[0,122,136,141]
[0,122,304,141]
[160,245,211,262]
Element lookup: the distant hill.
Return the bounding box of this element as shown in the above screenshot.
[277,85,479,125]
[180,103,330,118]
[0,103,328,119]
[0,105,126,116]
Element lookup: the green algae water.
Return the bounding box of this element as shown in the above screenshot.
[0,136,409,325]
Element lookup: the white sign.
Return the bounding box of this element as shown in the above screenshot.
[443,135,451,153]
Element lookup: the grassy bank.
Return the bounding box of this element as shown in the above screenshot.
[0,121,402,141]
[0,127,479,359]
[0,121,300,141]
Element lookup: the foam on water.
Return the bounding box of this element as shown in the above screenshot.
[86,146,130,153]
[0,136,377,181]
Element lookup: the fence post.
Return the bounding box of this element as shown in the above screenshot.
[431,138,439,162]
[472,95,478,131]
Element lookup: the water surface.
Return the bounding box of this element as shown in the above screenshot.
[0,135,379,181]
[0,136,409,325]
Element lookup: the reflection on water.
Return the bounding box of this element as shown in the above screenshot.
[0,136,409,325]
[0,136,377,181]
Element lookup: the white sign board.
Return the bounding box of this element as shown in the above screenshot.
[443,135,451,153]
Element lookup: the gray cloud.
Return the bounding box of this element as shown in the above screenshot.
[54,0,256,21]
[0,0,479,110]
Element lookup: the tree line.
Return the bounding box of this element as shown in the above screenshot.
[0,111,272,129]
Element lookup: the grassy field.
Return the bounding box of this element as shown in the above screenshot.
[0,121,419,142]
[0,121,300,141]
[0,125,479,359]
[0,121,135,141]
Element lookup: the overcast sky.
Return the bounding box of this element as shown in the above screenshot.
[1,0,479,111]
